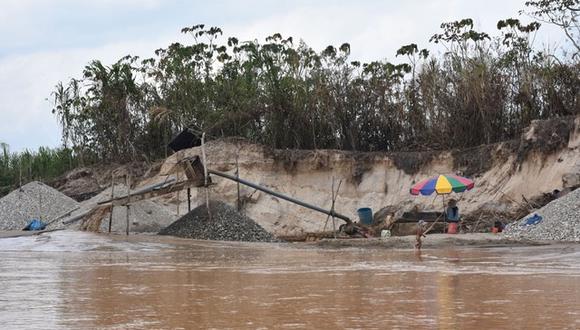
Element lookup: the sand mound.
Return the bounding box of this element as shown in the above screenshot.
[504,188,580,242]
[98,200,177,233]
[65,184,176,233]
[159,201,277,242]
[0,181,79,230]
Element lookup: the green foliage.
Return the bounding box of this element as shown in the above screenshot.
[430,18,491,45]
[0,144,80,196]
[49,6,580,164]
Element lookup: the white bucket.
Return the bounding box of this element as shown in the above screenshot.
[381,230,391,239]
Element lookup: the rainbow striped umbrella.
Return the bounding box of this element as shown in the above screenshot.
[410,174,474,196]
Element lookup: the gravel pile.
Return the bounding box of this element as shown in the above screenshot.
[98,200,177,233]
[504,188,580,242]
[159,200,277,242]
[0,181,79,230]
[64,184,177,233]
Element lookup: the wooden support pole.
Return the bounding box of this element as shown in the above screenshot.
[443,194,447,233]
[331,177,336,238]
[176,170,181,217]
[323,177,342,236]
[125,174,131,236]
[187,188,191,212]
[38,187,42,221]
[108,173,115,233]
[201,132,212,220]
[236,156,241,211]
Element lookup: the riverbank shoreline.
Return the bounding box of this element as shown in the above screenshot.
[3,230,575,252]
[309,233,557,249]
[0,229,63,239]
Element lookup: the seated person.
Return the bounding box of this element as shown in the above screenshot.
[445,199,460,223]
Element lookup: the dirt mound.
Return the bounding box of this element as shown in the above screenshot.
[65,184,177,233]
[0,181,79,230]
[98,200,177,233]
[159,201,277,242]
[51,167,102,201]
[516,116,575,165]
[49,161,163,202]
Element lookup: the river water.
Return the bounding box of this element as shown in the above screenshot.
[0,231,578,329]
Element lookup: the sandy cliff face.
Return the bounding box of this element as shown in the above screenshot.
[147,117,580,236]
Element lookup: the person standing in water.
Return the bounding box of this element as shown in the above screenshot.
[415,220,427,250]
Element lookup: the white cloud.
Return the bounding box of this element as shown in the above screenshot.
[0,0,160,27]
[0,35,177,151]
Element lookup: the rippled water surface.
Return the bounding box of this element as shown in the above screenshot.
[0,231,579,329]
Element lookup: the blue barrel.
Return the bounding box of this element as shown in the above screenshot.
[357,207,373,225]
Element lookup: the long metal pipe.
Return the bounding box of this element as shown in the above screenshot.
[208,169,352,224]
[97,178,177,205]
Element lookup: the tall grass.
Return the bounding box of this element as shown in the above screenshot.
[0,144,81,196]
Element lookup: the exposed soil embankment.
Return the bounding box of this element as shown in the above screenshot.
[149,116,580,237]
[49,161,162,202]
[30,116,579,239]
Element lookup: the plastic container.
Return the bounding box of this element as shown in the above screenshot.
[447,222,458,234]
[381,230,391,239]
[357,208,373,225]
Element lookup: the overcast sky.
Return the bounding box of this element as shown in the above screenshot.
[0,0,567,152]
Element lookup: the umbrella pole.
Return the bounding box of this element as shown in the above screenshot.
[442,194,446,234]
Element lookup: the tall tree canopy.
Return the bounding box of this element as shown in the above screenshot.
[51,9,579,163]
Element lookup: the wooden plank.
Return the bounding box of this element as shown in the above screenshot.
[396,217,443,223]
[182,156,206,185]
[125,175,130,236]
[107,181,199,206]
[401,212,444,220]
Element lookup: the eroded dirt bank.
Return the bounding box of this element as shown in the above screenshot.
[145,116,580,236]
[46,116,580,237]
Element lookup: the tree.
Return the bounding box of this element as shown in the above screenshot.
[49,9,579,164]
[524,0,580,56]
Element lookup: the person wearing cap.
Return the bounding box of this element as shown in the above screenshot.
[415,220,427,250]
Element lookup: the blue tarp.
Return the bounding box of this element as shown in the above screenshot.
[23,219,47,231]
[523,214,543,226]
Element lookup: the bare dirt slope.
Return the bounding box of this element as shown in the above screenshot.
[146,117,580,236]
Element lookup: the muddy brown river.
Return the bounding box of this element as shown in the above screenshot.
[0,231,578,329]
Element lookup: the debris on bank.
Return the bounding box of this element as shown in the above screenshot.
[65,184,177,233]
[159,200,277,242]
[504,188,580,242]
[0,181,79,231]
